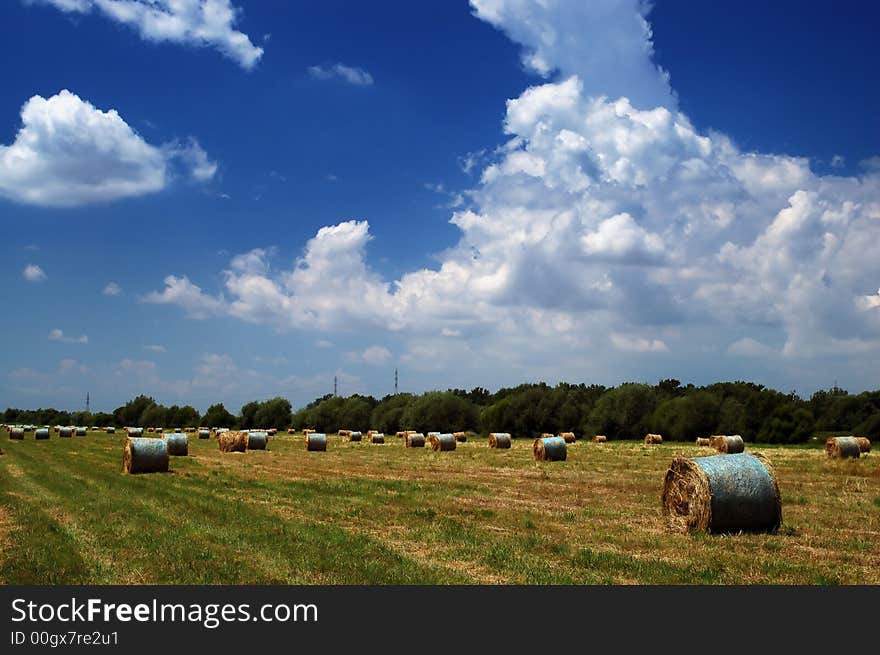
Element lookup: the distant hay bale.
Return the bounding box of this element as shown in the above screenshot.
[855,437,871,454]
[559,432,576,443]
[370,433,385,444]
[540,432,554,439]
[347,431,362,442]
[645,433,663,445]
[489,432,511,449]
[405,432,426,448]
[267,428,277,436]
[824,436,861,459]
[695,437,711,447]
[533,436,567,461]
[339,429,352,437]
[661,452,782,534]
[184,427,195,433]
[593,435,607,443]
[247,431,268,450]
[9,427,24,440]
[218,431,248,453]
[35,428,49,440]
[452,431,467,442]
[59,427,73,438]
[306,433,327,452]
[123,437,169,474]
[127,427,143,437]
[105,427,116,434]
[429,433,457,451]
[395,431,406,439]
[164,433,189,457]
[75,427,87,437]
[710,435,744,454]
[198,429,210,439]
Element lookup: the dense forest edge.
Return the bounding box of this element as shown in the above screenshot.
[3,380,879,443]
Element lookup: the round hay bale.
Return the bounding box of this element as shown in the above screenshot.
[306,433,327,451]
[35,428,49,440]
[198,429,210,439]
[127,427,143,438]
[339,429,352,437]
[405,432,426,448]
[855,437,871,454]
[164,433,188,456]
[452,432,467,442]
[59,427,73,438]
[9,427,24,440]
[395,431,406,439]
[695,437,711,447]
[370,433,385,444]
[105,427,116,434]
[288,428,296,434]
[710,435,744,454]
[427,431,440,439]
[825,436,861,459]
[593,435,607,443]
[75,427,87,437]
[533,436,567,461]
[489,432,511,449]
[429,433,456,451]
[267,428,277,436]
[123,437,169,474]
[184,427,195,433]
[540,432,554,439]
[645,433,663,445]
[661,452,782,534]
[559,432,576,443]
[247,431,268,450]
[218,431,248,453]
[347,431,362,442]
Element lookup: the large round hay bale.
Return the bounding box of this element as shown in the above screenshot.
[559,432,576,443]
[9,427,24,440]
[489,432,511,449]
[124,437,169,474]
[35,428,49,440]
[855,437,871,453]
[164,433,188,456]
[75,427,87,437]
[825,436,861,459]
[306,433,327,451]
[405,432,426,448]
[661,452,782,534]
[429,433,456,451]
[347,431,362,442]
[533,436,567,461]
[695,437,711,447]
[247,431,268,450]
[127,427,143,438]
[710,435,744,454]
[59,427,73,438]
[452,431,467,442]
[198,429,210,439]
[593,435,607,443]
[218,431,248,453]
[645,433,663,445]
[370,432,385,444]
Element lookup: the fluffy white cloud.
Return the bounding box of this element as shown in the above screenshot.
[23,264,47,282]
[103,281,122,296]
[141,275,226,318]
[144,0,880,393]
[347,346,392,365]
[32,0,263,69]
[308,63,374,86]
[0,90,216,207]
[49,328,88,344]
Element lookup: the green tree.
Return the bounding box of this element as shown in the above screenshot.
[254,397,293,430]
[202,403,236,428]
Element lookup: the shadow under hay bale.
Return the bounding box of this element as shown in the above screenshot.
[35,428,49,440]
[429,433,456,451]
[489,432,511,449]
[218,431,248,453]
[123,437,169,474]
[645,433,663,445]
[855,437,871,453]
[593,435,607,443]
[662,452,781,534]
[165,433,188,456]
[710,435,744,454]
[369,433,385,444]
[452,432,467,442]
[347,431,362,442]
[198,429,210,439]
[306,433,327,451]
[9,427,24,440]
[247,431,268,450]
[695,437,711,447]
[534,436,567,461]
[559,432,576,443]
[405,432,426,448]
[825,436,861,459]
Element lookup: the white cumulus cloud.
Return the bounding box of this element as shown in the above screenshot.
[23,264,47,282]
[103,281,122,296]
[49,328,88,344]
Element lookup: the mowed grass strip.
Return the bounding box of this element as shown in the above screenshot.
[1,430,878,584]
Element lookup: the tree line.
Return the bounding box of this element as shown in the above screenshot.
[3,381,879,442]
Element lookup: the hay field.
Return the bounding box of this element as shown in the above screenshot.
[0,430,878,584]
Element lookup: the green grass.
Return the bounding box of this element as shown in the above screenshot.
[0,431,878,584]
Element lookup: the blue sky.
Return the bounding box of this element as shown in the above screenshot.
[1,0,879,414]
